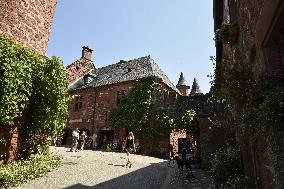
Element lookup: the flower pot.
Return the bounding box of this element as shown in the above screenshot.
[228,25,239,44]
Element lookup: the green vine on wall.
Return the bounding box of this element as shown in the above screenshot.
[108,77,197,139]
[0,35,69,157]
[241,87,284,188]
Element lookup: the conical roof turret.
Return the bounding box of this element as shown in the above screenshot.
[176,72,187,87]
[190,78,202,94]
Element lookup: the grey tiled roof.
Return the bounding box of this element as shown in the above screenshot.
[176,72,187,86]
[190,78,202,94]
[69,56,180,94]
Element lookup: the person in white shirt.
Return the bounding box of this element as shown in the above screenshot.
[70,128,79,152]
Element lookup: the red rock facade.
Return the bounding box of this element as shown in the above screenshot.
[0,0,57,161]
[66,46,95,84]
[65,53,190,156]
[0,0,57,54]
[214,0,284,188]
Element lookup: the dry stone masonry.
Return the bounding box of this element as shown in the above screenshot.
[0,0,57,54]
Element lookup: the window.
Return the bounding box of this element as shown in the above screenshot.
[84,75,93,84]
[116,90,126,105]
[74,96,83,111]
[223,0,237,24]
[223,0,230,24]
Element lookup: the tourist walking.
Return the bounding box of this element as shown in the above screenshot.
[92,133,97,150]
[70,128,79,152]
[79,131,87,150]
[125,132,136,168]
[168,143,175,166]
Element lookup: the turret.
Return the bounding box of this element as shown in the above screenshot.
[190,78,202,95]
[176,72,189,96]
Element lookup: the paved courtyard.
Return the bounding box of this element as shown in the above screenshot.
[12,147,214,189]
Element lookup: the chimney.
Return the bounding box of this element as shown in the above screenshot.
[82,46,93,61]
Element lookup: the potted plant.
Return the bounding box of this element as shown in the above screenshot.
[215,23,239,44]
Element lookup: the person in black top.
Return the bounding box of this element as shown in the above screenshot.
[125,132,135,168]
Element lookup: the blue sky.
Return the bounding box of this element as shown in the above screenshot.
[47,1,215,93]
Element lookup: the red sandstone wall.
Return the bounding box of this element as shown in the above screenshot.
[94,81,134,133]
[0,0,57,54]
[68,88,96,133]
[214,0,282,187]
[0,0,57,161]
[66,59,94,85]
[0,110,28,162]
[170,130,186,153]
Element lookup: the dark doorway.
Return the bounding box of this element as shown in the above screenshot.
[79,128,91,136]
[62,129,72,145]
[99,130,114,149]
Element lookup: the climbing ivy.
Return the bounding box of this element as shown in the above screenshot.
[0,37,34,124]
[0,35,69,157]
[241,87,284,188]
[108,78,167,139]
[108,77,197,139]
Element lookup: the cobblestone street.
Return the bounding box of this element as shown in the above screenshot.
[12,147,213,189]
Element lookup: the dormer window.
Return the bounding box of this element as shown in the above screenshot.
[83,75,93,85]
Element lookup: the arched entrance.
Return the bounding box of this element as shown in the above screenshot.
[62,128,72,145]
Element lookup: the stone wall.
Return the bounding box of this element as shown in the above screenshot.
[66,58,94,85]
[0,0,57,54]
[214,0,284,188]
[0,110,28,162]
[68,88,96,133]
[0,0,57,162]
[230,1,278,187]
[94,81,133,131]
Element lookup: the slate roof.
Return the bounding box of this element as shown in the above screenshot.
[176,72,188,86]
[68,56,180,94]
[190,78,202,94]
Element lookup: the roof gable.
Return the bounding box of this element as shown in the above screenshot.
[68,56,180,94]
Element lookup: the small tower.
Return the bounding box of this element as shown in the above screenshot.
[190,78,202,95]
[176,72,189,96]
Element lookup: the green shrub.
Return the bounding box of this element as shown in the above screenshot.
[0,154,62,188]
[219,176,255,189]
[211,147,242,188]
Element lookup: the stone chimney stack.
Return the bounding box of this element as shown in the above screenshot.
[176,72,189,96]
[82,46,93,61]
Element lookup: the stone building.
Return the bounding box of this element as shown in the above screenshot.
[65,48,183,151]
[65,47,215,159]
[0,0,57,161]
[213,0,284,188]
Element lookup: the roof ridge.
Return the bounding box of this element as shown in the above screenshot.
[97,55,150,70]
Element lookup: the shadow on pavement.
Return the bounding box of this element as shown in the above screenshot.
[62,162,213,189]
[63,162,169,189]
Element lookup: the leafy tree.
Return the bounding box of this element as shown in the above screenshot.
[109,77,197,140]
[109,78,177,139]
